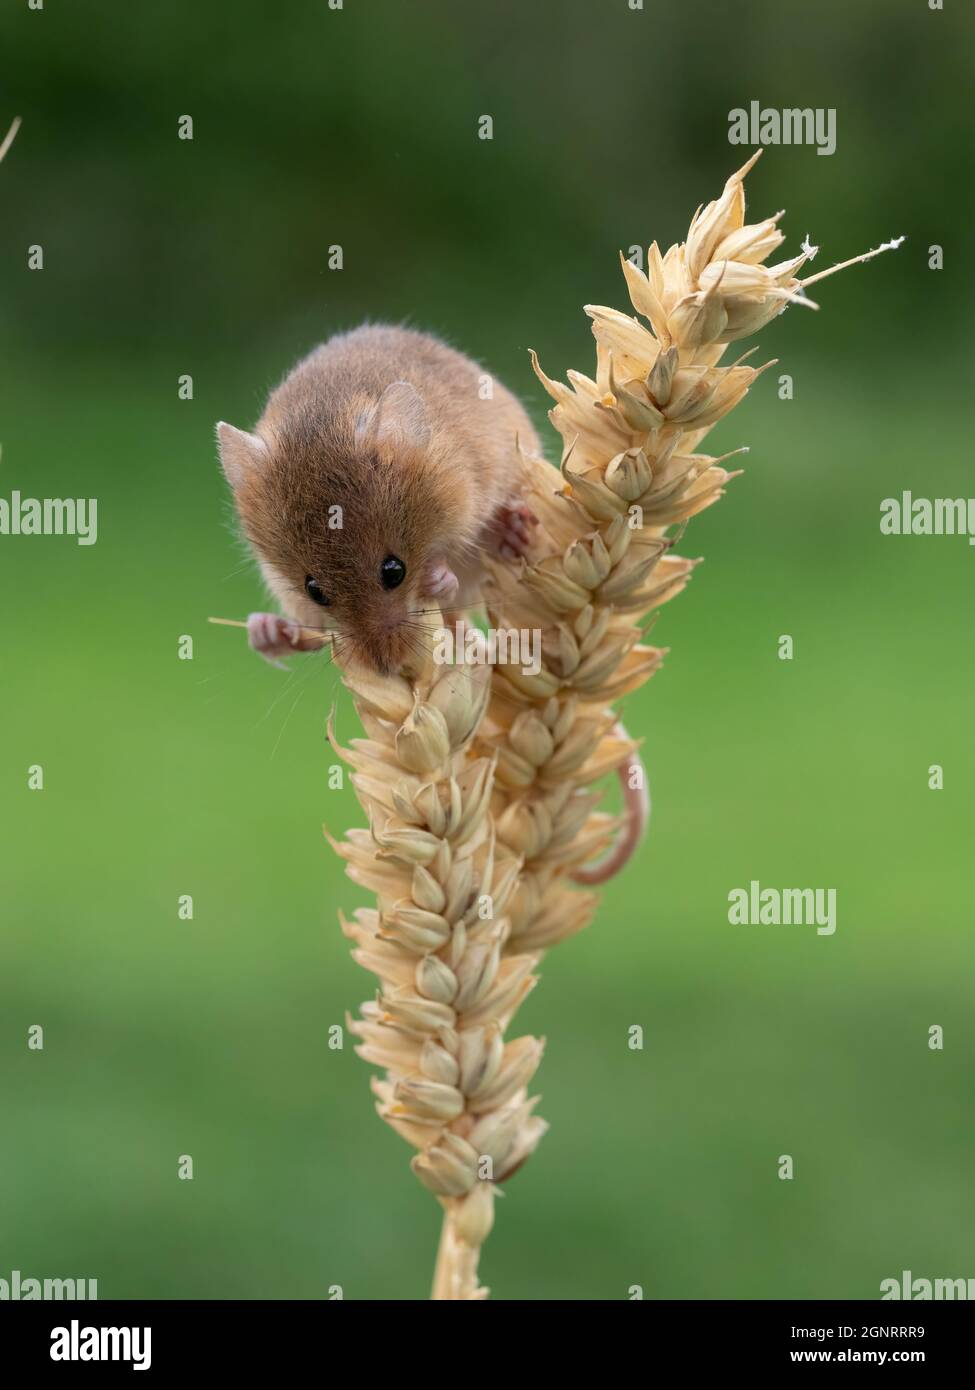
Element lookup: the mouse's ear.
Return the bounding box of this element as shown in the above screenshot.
[356,381,431,451]
[216,422,268,489]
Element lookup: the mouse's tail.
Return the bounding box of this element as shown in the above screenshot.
[571,720,650,886]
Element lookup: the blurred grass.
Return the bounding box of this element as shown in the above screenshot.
[2,355,972,1299]
[2,0,973,1299]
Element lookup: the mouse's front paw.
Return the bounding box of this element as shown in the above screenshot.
[423,561,460,601]
[247,612,302,667]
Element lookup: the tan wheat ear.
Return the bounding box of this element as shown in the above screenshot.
[219,151,899,1300]
[328,617,545,1300]
[476,151,902,977]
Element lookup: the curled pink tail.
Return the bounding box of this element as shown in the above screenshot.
[571,721,650,886]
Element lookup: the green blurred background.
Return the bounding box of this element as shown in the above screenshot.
[2,0,973,1300]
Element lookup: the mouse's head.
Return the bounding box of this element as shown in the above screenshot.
[218,381,462,675]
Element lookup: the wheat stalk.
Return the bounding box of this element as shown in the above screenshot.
[319,151,899,1299]
[0,116,21,167]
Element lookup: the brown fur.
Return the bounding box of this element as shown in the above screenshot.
[221,324,539,672]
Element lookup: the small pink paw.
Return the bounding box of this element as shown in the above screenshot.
[247,612,302,667]
[424,562,460,600]
[493,499,538,561]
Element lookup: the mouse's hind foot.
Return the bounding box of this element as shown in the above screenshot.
[491,497,539,561]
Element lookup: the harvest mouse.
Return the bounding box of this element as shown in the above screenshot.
[217,322,646,883]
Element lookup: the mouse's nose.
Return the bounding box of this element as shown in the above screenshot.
[377,610,400,633]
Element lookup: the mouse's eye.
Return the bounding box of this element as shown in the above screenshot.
[304,575,330,606]
[381,555,406,590]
